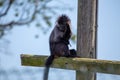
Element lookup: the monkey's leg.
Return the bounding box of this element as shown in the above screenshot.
[69,49,77,57]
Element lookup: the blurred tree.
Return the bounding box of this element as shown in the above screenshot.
[0,1,76,80]
[0,0,72,38]
[0,0,77,80]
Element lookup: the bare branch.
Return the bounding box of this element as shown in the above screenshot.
[0,3,37,27]
[0,13,36,27]
[0,0,13,17]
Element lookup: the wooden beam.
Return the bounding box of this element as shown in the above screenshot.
[21,54,120,75]
[77,0,98,80]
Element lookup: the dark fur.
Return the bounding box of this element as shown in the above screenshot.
[43,15,77,80]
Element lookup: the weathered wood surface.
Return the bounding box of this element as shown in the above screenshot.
[21,54,120,75]
[77,0,98,80]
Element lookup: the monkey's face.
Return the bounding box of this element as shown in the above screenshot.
[57,21,70,32]
[60,21,71,32]
[61,21,71,28]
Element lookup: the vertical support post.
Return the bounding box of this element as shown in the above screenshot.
[77,0,98,80]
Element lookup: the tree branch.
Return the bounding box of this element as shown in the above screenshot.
[0,0,13,17]
[0,4,37,27]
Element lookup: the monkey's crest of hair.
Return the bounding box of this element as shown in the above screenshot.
[57,14,70,24]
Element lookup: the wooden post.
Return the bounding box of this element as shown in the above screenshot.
[77,0,98,80]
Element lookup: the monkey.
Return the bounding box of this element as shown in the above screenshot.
[43,14,77,80]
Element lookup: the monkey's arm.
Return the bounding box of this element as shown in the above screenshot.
[50,26,66,43]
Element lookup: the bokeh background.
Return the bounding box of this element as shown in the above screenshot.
[0,0,120,80]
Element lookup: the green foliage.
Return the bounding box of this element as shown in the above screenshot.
[32,15,36,20]
[0,30,4,38]
[43,15,52,27]
[36,23,41,27]
[15,13,19,17]
[71,34,76,43]
[0,1,3,6]
[19,2,24,6]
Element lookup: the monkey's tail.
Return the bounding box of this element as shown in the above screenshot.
[43,55,54,80]
[45,55,54,67]
[43,66,49,80]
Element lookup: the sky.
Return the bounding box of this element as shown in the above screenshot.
[98,0,120,60]
[0,0,120,80]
